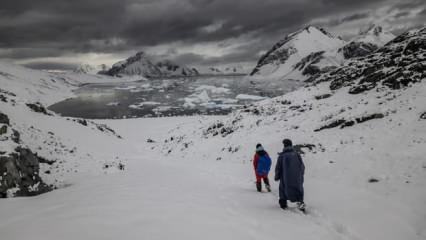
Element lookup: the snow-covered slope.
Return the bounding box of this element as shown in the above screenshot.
[157,27,426,240]
[0,62,139,194]
[107,52,198,78]
[0,27,424,240]
[250,26,347,80]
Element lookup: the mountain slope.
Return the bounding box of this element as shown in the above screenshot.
[107,52,199,78]
[312,27,425,94]
[338,25,396,59]
[250,26,346,79]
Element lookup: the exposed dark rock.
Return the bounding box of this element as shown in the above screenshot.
[368,178,379,183]
[77,119,88,126]
[280,100,292,105]
[26,102,51,115]
[315,113,385,132]
[348,83,376,94]
[303,65,321,76]
[314,119,346,132]
[147,138,156,143]
[0,147,52,198]
[355,113,385,123]
[0,112,10,125]
[37,155,56,165]
[315,94,332,100]
[420,112,426,120]
[0,125,8,136]
[294,144,316,155]
[340,120,356,128]
[339,41,378,59]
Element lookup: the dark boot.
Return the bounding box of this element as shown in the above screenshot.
[279,199,288,210]
[256,182,262,192]
[297,202,306,212]
[263,178,271,192]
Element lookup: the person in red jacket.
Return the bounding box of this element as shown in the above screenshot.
[253,143,272,192]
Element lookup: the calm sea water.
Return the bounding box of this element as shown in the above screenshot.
[49,75,301,119]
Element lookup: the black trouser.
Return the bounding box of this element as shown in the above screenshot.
[256,176,270,192]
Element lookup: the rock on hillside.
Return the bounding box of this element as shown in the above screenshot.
[0,111,52,197]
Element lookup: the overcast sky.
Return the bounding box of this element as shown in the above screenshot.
[0,0,424,70]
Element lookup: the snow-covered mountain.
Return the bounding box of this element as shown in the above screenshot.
[338,25,396,59]
[197,65,249,75]
[250,25,397,81]
[312,27,425,93]
[73,63,109,75]
[250,26,346,79]
[106,52,199,78]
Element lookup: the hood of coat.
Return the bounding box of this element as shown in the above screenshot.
[282,146,295,153]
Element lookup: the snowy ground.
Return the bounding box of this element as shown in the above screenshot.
[0,62,425,240]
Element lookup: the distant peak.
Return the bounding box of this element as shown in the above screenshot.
[135,51,146,56]
[360,24,384,36]
[302,25,335,38]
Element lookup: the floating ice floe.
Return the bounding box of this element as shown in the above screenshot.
[115,86,137,90]
[153,106,176,113]
[129,101,161,109]
[106,102,120,106]
[194,85,231,94]
[215,98,239,104]
[235,94,269,101]
[183,90,211,108]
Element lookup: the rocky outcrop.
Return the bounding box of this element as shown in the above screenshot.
[313,27,426,94]
[0,112,52,198]
[26,102,52,115]
[338,42,378,59]
[0,112,10,125]
[0,147,52,198]
[314,113,385,132]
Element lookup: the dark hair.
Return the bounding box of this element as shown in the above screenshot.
[256,143,262,148]
[282,139,292,147]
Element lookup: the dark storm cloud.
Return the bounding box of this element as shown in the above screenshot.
[390,0,425,11]
[324,12,371,27]
[0,0,424,69]
[22,61,78,71]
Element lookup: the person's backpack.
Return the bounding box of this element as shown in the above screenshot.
[256,154,272,176]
